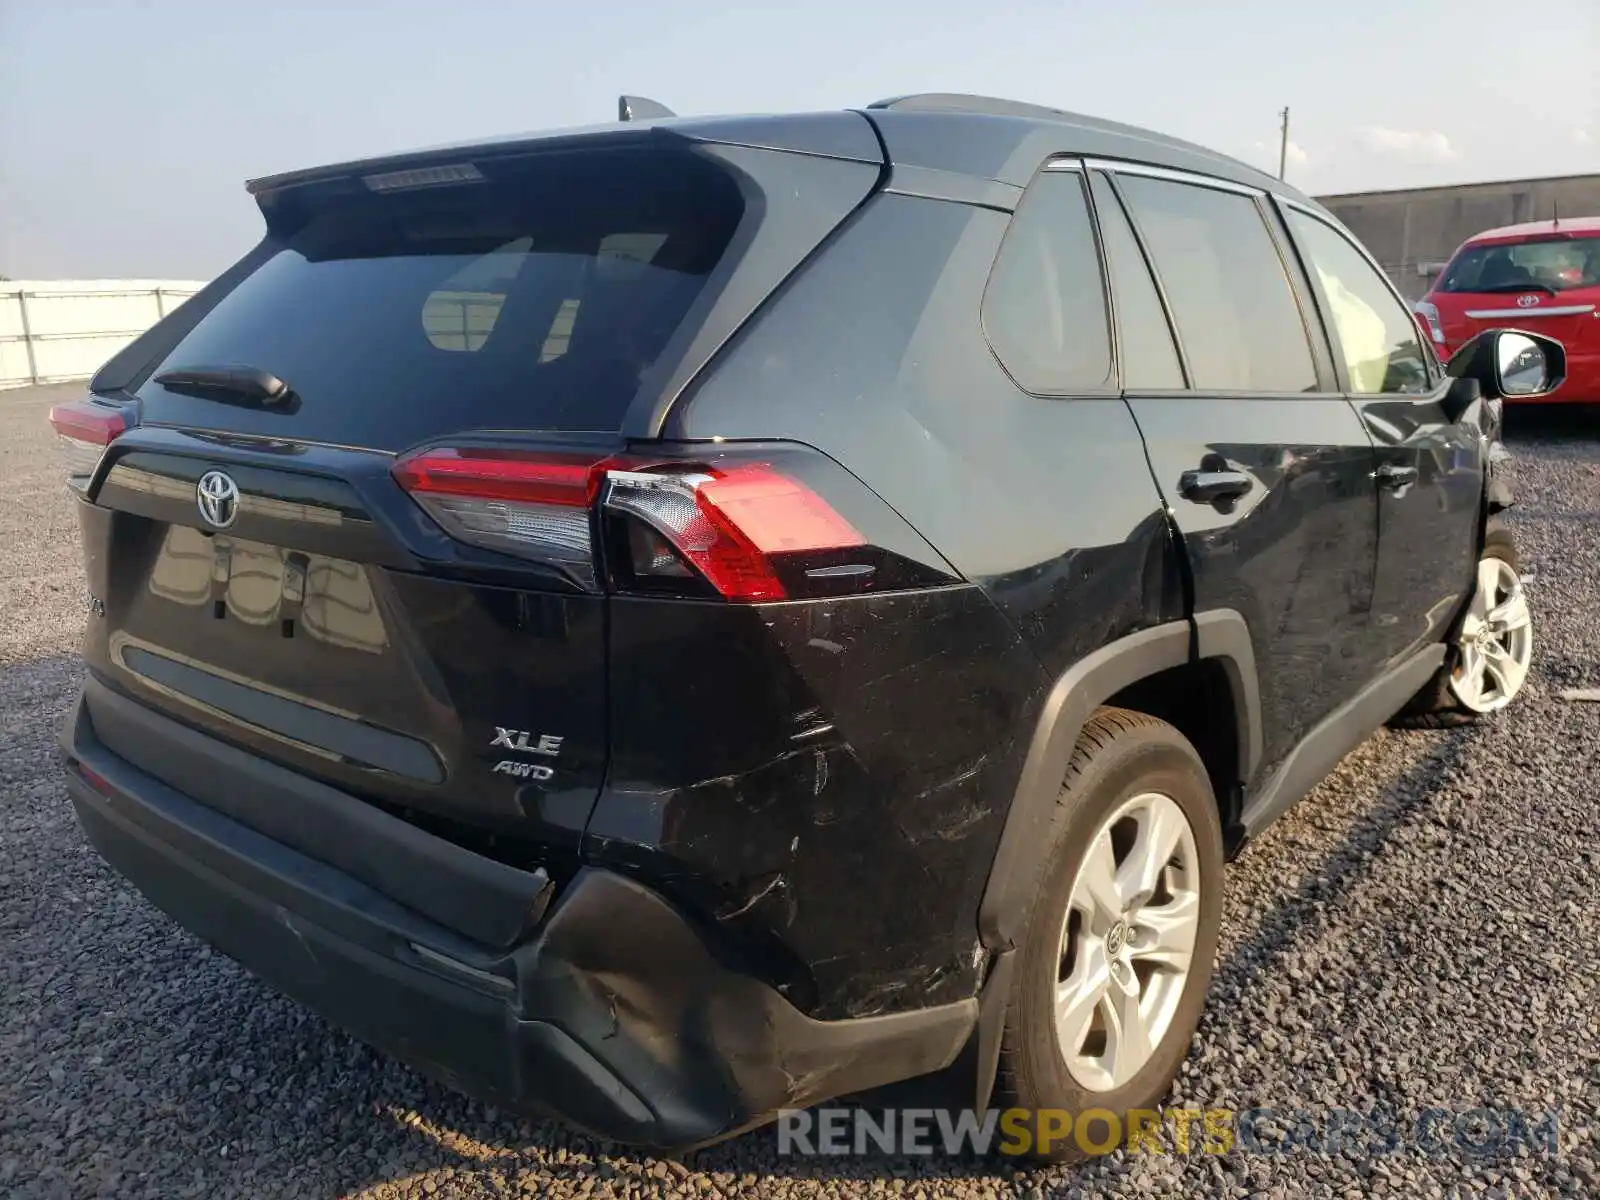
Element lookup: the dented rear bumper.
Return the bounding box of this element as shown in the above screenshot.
[59,680,974,1149]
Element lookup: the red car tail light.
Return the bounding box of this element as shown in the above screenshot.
[1413,300,1446,347]
[602,463,865,602]
[393,447,613,585]
[394,443,953,601]
[48,399,127,491]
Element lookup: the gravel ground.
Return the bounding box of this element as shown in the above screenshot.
[1,384,1597,1199]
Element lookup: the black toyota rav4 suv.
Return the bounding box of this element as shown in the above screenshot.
[54,94,1555,1158]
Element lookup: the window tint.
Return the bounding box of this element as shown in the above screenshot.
[141,147,744,444]
[1286,210,1431,394]
[1089,174,1184,389]
[1117,175,1317,393]
[982,170,1113,392]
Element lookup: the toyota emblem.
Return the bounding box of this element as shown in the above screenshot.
[1516,294,1540,308]
[196,470,240,529]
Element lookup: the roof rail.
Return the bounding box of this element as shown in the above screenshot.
[618,95,676,122]
[866,93,1078,122]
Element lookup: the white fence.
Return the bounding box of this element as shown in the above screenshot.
[0,280,207,389]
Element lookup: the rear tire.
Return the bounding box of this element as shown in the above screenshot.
[991,708,1223,1164]
[1390,522,1530,729]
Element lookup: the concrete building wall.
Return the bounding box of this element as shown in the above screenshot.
[1316,174,1600,302]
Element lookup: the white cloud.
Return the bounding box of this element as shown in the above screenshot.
[1249,138,1310,170]
[1355,126,1460,163]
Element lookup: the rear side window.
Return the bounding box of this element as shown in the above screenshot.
[1088,174,1184,389]
[1117,175,1317,394]
[982,169,1113,393]
[1285,210,1431,394]
[139,147,744,446]
[1438,236,1600,293]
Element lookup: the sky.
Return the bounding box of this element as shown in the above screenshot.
[2,0,1596,280]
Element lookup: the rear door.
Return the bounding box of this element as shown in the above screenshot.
[1280,202,1484,668]
[73,136,879,861]
[1089,164,1380,781]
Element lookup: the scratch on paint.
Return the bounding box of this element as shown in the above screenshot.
[927,803,992,842]
[913,752,990,803]
[277,907,317,965]
[719,874,786,921]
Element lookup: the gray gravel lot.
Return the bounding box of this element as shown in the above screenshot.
[1,383,1597,1199]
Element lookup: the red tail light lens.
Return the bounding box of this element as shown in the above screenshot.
[602,463,864,602]
[393,447,614,585]
[391,448,604,506]
[48,400,127,491]
[394,445,929,602]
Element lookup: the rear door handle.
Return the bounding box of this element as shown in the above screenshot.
[1375,463,1419,492]
[1179,468,1254,505]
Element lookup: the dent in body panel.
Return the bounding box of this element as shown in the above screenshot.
[641,191,1185,1016]
[1129,397,1380,776]
[1354,394,1486,666]
[588,587,1046,1020]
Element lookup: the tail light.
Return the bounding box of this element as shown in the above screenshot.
[391,448,609,586]
[48,399,127,492]
[602,464,865,602]
[1414,300,1446,346]
[393,443,955,601]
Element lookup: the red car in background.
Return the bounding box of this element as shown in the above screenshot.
[1416,216,1600,402]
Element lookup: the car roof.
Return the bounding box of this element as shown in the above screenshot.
[1463,216,1600,245]
[860,93,1311,200]
[246,93,1325,213]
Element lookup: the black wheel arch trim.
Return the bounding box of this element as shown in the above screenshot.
[976,611,1260,953]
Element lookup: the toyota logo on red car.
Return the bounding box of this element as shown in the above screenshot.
[1420,215,1600,402]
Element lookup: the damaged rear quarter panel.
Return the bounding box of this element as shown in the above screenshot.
[602,190,1180,1020]
[585,587,1045,1020]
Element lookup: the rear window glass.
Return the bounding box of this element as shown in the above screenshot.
[139,147,743,447]
[1438,236,1600,293]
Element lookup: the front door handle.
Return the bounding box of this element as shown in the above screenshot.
[1375,462,1419,492]
[1179,468,1254,506]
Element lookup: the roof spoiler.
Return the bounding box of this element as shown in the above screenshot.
[618,95,676,122]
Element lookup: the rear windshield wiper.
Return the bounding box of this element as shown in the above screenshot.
[153,364,298,408]
[1468,282,1559,295]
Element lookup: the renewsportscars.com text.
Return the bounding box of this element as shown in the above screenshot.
[775,1106,1561,1159]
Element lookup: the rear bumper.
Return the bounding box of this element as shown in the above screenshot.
[59,682,974,1150]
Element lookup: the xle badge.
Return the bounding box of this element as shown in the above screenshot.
[491,727,564,755]
[490,727,564,783]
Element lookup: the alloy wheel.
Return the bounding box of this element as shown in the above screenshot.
[1055,791,1200,1092]
[1450,556,1533,714]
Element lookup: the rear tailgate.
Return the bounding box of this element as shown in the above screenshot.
[69,125,883,870]
[78,433,614,860]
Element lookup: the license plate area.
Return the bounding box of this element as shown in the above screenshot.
[147,524,389,653]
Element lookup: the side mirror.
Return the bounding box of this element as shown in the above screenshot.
[1446,328,1566,402]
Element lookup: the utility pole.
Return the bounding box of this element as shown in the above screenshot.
[1278,107,1291,180]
